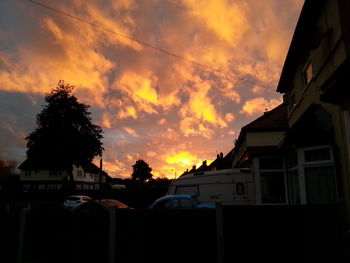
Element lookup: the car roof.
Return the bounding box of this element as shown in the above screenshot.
[155,195,193,202]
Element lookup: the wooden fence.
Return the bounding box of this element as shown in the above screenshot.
[0,205,348,263]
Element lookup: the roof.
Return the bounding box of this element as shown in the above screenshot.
[208,150,233,171]
[277,0,326,93]
[233,104,288,158]
[196,160,209,172]
[18,158,108,175]
[241,103,288,132]
[82,162,108,175]
[18,158,72,171]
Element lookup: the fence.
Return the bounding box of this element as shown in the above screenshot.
[0,205,347,263]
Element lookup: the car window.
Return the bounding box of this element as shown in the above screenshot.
[155,200,172,208]
[172,199,180,208]
[179,198,193,208]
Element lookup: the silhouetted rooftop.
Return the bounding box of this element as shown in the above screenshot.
[241,103,288,132]
[18,158,108,175]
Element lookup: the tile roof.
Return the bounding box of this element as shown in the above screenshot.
[241,103,288,132]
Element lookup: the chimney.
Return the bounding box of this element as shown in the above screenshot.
[192,165,196,170]
[203,160,207,166]
[220,152,224,158]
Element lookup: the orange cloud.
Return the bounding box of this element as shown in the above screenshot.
[0,0,304,179]
[178,77,228,138]
[182,0,249,45]
[123,127,139,137]
[225,113,235,123]
[165,151,200,167]
[240,97,282,116]
[101,113,113,128]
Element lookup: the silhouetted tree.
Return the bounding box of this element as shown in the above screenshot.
[131,159,153,182]
[25,81,104,176]
[0,160,18,185]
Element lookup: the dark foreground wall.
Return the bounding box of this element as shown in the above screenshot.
[0,205,348,263]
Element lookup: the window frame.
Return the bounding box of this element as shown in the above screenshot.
[287,145,337,204]
[302,57,313,88]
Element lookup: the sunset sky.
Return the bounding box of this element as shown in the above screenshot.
[0,0,304,178]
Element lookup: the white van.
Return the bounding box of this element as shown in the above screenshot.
[167,168,255,206]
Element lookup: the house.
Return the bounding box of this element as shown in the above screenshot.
[18,158,110,192]
[276,0,350,211]
[208,151,233,171]
[178,150,234,178]
[232,103,288,204]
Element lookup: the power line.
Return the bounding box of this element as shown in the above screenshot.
[28,0,272,90]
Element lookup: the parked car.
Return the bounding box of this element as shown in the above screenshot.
[148,195,215,209]
[63,195,92,210]
[95,199,131,209]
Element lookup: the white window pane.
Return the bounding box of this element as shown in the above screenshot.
[305,166,337,204]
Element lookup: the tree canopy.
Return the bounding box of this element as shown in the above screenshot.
[25,81,104,168]
[0,160,18,184]
[131,159,153,182]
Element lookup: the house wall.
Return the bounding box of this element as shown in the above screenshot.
[287,0,348,127]
[20,170,68,181]
[246,132,285,147]
[72,165,95,183]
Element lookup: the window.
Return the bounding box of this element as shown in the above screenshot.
[49,170,61,176]
[303,57,313,86]
[259,157,284,170]
[77,170,83,178]
[157,200,172,208]
[305,166,337,204]
[288,152,298,169]
[47,184,62,190]
[288,146,337,204]
[23,184,31,192]
[304,147,331,162]
[285,86,296,115]
[260,172,286,203]
[179,199,194,208]
[24,170,31,176]
[255,156,286,204]
[236,183,245,195]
